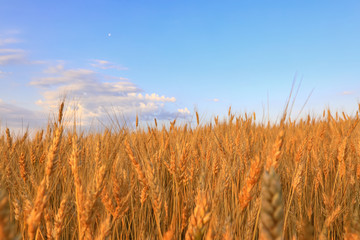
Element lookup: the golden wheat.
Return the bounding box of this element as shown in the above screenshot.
[259,168,284,240]
[0,101,358,239]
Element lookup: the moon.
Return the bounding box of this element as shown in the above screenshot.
[108,33,111,37]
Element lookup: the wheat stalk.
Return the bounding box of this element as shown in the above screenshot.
[0,189,19,240]
[27,179,48,240]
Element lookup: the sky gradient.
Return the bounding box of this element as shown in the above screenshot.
[1,1,360,131]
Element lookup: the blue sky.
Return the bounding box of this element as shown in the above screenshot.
[1,0,360,130]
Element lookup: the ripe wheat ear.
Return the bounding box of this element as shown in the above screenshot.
[260,167,284,240]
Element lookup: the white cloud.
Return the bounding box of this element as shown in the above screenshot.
[30,64,184,126]
[0,31,186,127]
[178,107,190,115]
[0,33,188,128]
[213,98,219,102]
[144,93,176,102]
[90,59,128,70]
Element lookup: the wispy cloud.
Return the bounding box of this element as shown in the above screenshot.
[213,98,219,102]
[341,91,355,95]
[0,70,11,78]
[0,31,27,65]
[31,67,98,87]
[0,37,20,46]
[0,48,27,65]
[1,29,21,36]
[0,100,44,129]
[90,59,128,70]
[0,32,43,66]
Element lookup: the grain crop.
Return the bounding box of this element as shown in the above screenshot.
[0,101,360,239]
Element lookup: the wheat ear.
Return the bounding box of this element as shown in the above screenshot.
[259,167,284,240]
[185,190,212,240]
[239,156,262,210]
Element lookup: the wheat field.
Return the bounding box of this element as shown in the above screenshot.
[1,101,360,240]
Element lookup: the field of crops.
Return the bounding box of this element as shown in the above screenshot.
[1,101,360,239]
